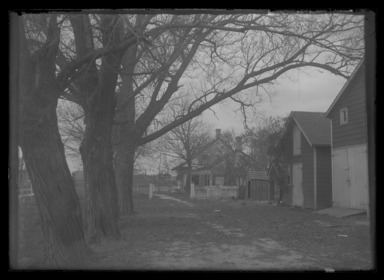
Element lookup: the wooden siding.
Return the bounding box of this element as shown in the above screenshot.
[282,125,293,162]
[282,123,314,208]
[249,179,270,201]
[281,124,296,207]
[328,67,367,148]
[282,123,301,164]
[301,133,314,209]
[293,124,301,155]
[315,147,333,210]
[282,186,292,206]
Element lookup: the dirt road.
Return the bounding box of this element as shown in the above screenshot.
[92,192,372,271]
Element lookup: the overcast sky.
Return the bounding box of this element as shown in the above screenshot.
[202,67,346,135]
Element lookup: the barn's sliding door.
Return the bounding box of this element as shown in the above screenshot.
[332,148,350,208]
[332,144,368,210]
[348,145,369,209]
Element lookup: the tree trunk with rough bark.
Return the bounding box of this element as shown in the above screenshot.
[114,143,136,216]
[79,15,124,244]
[18,14,92,267]
[81,112,120,243]
[80,69,121,243]
[113,42,138,215]
[20,103,91,268]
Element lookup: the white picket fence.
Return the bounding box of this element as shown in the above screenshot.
[191,183,238,199]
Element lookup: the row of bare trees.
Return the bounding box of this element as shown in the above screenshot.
[13,11,364,267]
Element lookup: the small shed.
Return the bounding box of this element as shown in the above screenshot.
[280,111,333,210]
[245,170,271,201]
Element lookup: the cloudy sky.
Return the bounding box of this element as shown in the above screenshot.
[202,67,346,135]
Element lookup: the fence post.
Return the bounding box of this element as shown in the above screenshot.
[149,183,154,200]
[190,183,195,199]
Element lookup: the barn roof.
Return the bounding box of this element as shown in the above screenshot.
[288,111,331,146]
[325,59,365,118]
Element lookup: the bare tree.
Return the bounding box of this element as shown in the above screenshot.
[243,115,290,203]
[14,11,365,264]
[160,98,212,194]
[242,116,288,168]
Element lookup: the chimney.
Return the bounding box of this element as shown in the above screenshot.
[235,136,242,151]
[215,129,221,139]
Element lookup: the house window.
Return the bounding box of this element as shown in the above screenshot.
[340,108,348,125]
[293,124,301,155]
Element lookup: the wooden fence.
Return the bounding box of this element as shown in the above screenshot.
[134,185,181,193]
[191,184,239,199]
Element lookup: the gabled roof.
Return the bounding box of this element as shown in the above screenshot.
[285,111,331,147]
[197,149,257,171]
[172,136,256,171]
[171,137,230,171]
[325,59,365,117]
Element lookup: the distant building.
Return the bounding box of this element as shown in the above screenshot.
[172,129,258,191]
[243,170,271,201]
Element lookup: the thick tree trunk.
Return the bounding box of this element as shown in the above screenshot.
[20,105,91,268]
[113,42,138,216]
[114,143,136,216]
[79,15,124,244]
[17,14,91,268]
[81,108,120,244]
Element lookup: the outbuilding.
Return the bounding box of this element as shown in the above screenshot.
[280,111,333,210]
[325,60,369,213]
[245,170,271,201]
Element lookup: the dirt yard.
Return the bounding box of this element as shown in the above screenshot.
[17,192,373,271]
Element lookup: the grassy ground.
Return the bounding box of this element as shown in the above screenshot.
[16,191,373,271]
